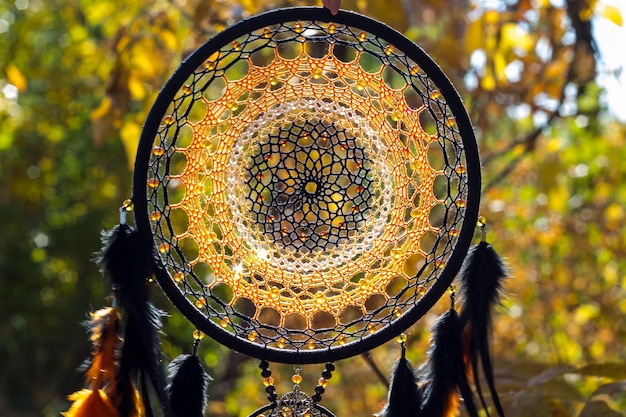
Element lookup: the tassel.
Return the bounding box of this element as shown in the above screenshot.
[419,308,479,417]
[377,342,421,417]
[166,347,212,417]
[459,235,507,417]
[64,307,121,417]
[98,219,169,417]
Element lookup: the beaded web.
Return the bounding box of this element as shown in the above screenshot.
[136,8,479,363]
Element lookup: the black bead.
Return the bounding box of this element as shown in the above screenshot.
[269,393,278,402]
[266,386,276,393]
[261,369,272,377]
[325,363,335,371]
[259,360,269,369]
[312,393,322,403]
[321,370,332,379]
[315,386,325,394]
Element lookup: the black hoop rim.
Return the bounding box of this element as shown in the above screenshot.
[132,6,481,364]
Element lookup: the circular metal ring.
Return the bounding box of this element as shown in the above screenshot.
[133,7,480,364]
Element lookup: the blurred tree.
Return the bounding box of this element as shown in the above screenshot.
[0,0,624,416]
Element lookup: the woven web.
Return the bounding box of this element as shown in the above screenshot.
[146,19,469,353]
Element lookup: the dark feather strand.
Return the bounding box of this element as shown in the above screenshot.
[419,308,479,417]
[98,223,169,417]
[377,355,421,417]
[459,240,507,417]
[166,354,212,417]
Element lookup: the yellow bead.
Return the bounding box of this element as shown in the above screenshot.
[367,323,376,333]
[173,272,184,283]
[435,259,446,269]
[232,41,241,51]
[263,27,272,38]
[147,178,160,188]
[163,115,175,125]
[410,65,420,76]
[429,90,442,100]
[448,228,459,237]
[158,243,170,253]
[312,67,322,79]
[151,146,165,156]
[337,335,347,345]
[328,23,336,34]
[416,286,427,295]
[248,331,258,342]
[314,292,326,305]
[358,31,367,42]
[182,85,192,94]
[294,22,303,33]
[448,284,457,294]
[150,211,162,221]
[307,340,316,350]
[410,208,423,218]
[477,216,487,227]
[396,333,407,344]
[204,60,216,70]
[193,329,205,340]
[219,317,231,328]
[121,199,134,211]
[291,374,303,384]
[384,45,394,56]
[270,287,281,300]
[263,376,275,387]
[277,338,286,349]
[455,165,467,175]
[455,199,467,208]
[445,117,457,127]
[195,298,206,308]
[318,377,329,388]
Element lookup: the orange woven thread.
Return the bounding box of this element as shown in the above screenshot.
[164,44,442,328]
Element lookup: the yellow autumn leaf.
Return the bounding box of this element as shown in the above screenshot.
[128,73,147,100]
[130,38,159,78]
[158,29,179,51]
[482,68,496,91]
[597,3,623,27]
[464,18,484,53]
[6,64,27,92]
[120,120,141,168]
[90,97,112,122]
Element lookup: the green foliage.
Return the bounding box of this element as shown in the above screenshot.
[0,0,624,416]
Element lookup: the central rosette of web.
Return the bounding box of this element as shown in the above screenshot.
[227,100,393,275]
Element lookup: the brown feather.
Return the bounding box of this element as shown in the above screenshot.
[86,307,121,390]
[63,389,120,417]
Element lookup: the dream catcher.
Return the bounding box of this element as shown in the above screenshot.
[65,7,508,417]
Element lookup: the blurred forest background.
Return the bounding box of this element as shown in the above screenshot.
[1,0,625,416]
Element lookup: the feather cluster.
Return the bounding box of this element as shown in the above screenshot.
[65,224,167,417]
[380,240,508,417]
[459,240,507,417]
[63,307,126,417]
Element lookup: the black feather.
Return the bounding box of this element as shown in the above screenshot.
[167,354,212,417]
[98,223,169,417]
[419,308,479,417]
[378,355,421,417]
[459,240,507,417]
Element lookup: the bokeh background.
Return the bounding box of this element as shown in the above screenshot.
[1,0,625,416]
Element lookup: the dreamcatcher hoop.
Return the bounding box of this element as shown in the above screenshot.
[132,7,481,364]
